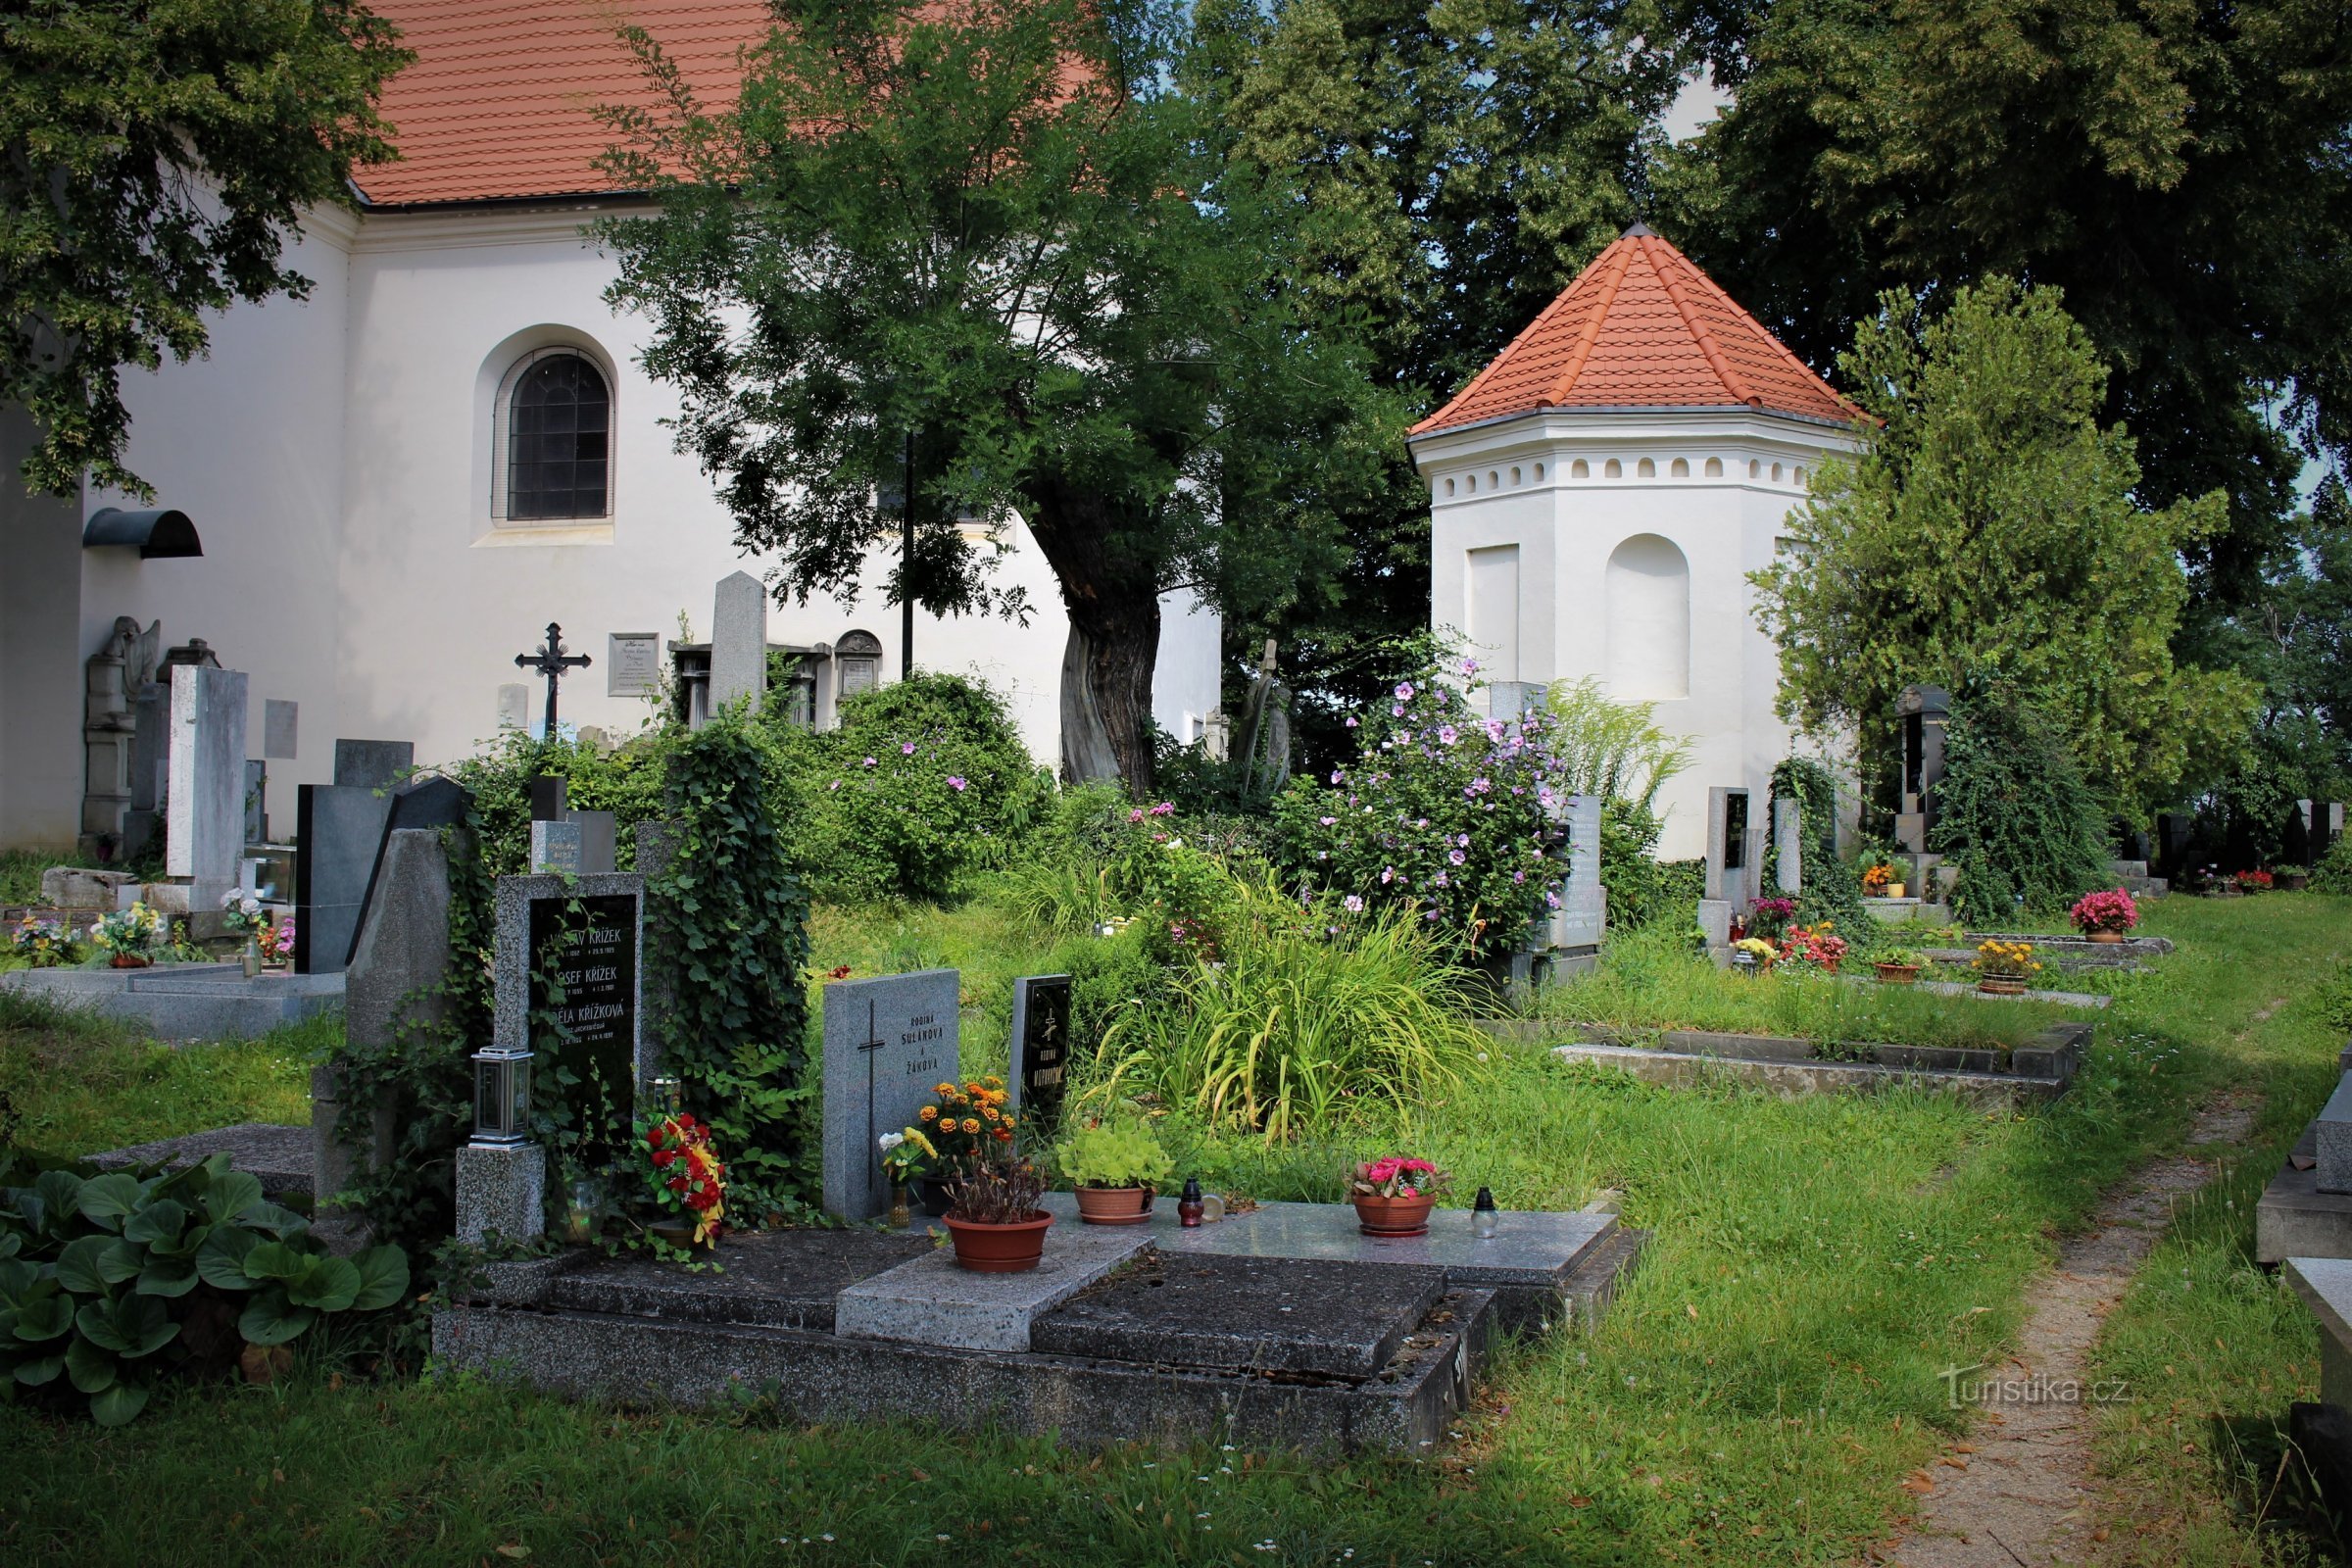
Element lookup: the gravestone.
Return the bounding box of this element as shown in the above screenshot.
[165,663,249,917]
[243,759,269,844]
[2331,804,2347,854]
[295,784,395,973]
[497,683,530,731]
[264,700,299,761]
[333,739,413,792]
[2287,800,2317,868]
[572,810,617,875]
[1894,685,1951,855]
[632,821,680,1078]
[493,872,648,1152]
[530,819,583,876]
[1548,794,1605,956]
[1743,823,1769,906]
[1007,973,1073,1144]
[1704,787,1749,906]
[608,633,662,697]
[1485,681,1542,719]
[709,570,767,717]
[821,970,959,1221]
[340,776,472,969]
[79,617,141,855]
[1772,797,1802,894]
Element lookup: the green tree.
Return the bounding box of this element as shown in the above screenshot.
[1658,0,2352,613]
[598,0,1395,791]
[1184,0,1687,768]
[1750,277,2258,810]
[1932,679,2113,922]
[0,0,410,498]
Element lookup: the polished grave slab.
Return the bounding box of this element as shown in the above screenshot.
[834,1218,1153,1351]
[548,1229,930,1332]
[1030,1252,1447,1378]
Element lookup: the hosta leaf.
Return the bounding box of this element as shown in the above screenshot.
[55,1236,116,1296]
[349,1247,412,1312]
[65,1335,117,1395]
[12,1351,64,1387]
[12,1292,72,1343]
[74,1173,144,1230]
[238,1202,310,1239]
[33,1169,82,1226]
[89,1380,149,1426]
[201,1171,264,1225]
[98,1240,145,1285]
[122,1199,188,1247]
[135,1255,198,1298]
[76,1295,176,1358]
[195,1226,260,1289]
[285,1256,360,1312]
[149,1220,211,1260]
[241,1242,309,1283]
[0,1257,36,1299]
[237,1290,317,1348]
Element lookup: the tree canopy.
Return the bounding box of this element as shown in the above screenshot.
[1750,276,2258,809]
[0,0,409,498]
[600,0,1396,789]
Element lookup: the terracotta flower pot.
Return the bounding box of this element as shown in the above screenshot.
[2085,930,2126,944]
[108,954,150,969]
[1874,962,1921,986]
[944,1210,1053,1272]
[1351,1193,1437,1237]
[1978,978,2027,996]
[1073,1185,1153,1225]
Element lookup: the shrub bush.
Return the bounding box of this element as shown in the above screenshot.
[2314,833,2352,895]
[1599,797,1703,931]
[1933,679,2111,921]
[1771,758,1875,936]
[442,727,676,875]
[776,673,1050,902]
[1271,664,1568,959]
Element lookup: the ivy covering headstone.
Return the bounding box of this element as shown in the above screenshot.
[1931,679,2110,921]
[1768,758,1874,936]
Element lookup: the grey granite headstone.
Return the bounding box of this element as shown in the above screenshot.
[1007,973,1073,1143]
[529,774,567,821]
[166,664,248,906]
[332,739,414,791]
[633,821,681,1079]
[1549,794,1605,952]
[530,819,583,876]
[263,700,298,760]
[1773,796,1802,894]
[494,872,647,1144]
[243,759,269,844]
[2329,803,2346,850]
[709,570,767,716]
[571,809,617,875]
[295,783,393,974]
[821,970,960,1221]
[608,632,662,697]
[1485,681,1542,719]
[1742,825,1768,906]
[1703,788,1746,905]
[2319,1073,2352,1195]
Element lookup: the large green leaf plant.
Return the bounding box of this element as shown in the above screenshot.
[0,1154,407,1425]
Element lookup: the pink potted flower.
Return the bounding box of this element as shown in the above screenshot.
[2068,889,2138,943]
[1347,1155,1451,1237]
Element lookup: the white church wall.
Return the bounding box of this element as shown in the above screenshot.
[0,411,88,850]
[1416,413,1858,860]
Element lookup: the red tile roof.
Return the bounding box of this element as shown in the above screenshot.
[1409,224,1860,436]
[355,1,774,206]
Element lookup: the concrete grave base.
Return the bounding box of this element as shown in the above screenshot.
[2257,1126,2352,1265]
[433,1200,1642,1451]
[86,1122,311,1199]
[455,1143,545,1247]
[1,963,343,1042]
[1536,1021,2091,1110]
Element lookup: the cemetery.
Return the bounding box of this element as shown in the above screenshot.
[4,0,2352,1560]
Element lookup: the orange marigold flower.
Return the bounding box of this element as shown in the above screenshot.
[919,1105,938,1122]
[961,1118,981,1135]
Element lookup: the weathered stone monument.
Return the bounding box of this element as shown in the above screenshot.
[1549,794,1606,963]
[160,662,249,927]
[1007,973,1073,1143]
[821,970,959,1221]
[709,570,767,717]
[496,683,530,732]
[78,616,156,858]
[1772,796,1802,894]
[1697,786,1749,960]
[294,743,415,973]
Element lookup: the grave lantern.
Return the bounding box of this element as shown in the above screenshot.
[470,1044,533,1148]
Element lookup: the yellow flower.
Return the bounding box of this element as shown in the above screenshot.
[982,1105,1000,1122]
[935,1082,955,1097]
[961,1118,981,1136]
[919,1105,938,1122]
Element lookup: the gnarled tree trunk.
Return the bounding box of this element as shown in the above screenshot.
[1027,480,1162,793]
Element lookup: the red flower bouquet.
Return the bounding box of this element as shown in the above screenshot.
[634,1110,727,1245]
[1348,1155,1450,1238]
[2068,889,2138,935]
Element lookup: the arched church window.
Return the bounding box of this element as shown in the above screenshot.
[1533,463,1545,480]
[1748,459,1761,478]
[1444,477,1455,497]
[1606,534,1690,701]
[506,351,611,519]
[836,629,884,697]
[1771,462,1784,482]
[1510,466,1522,485]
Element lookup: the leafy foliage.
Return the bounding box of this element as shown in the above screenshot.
[1596,798,1703,934]
[1750,277,2258,809]
[0,1153,406,1424]
[1053,1118,1174,1191]
[1272,665,1569,959]
[0,0,409,498]
[1543,678,1694,813]
[598,0,1394,787]
[1931,681,2113,922]
[647,715,815,1214]
[442,729,674,878]
[1769,758,1873,937]
[774,673,1050,903]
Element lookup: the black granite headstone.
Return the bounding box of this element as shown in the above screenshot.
[1008,973,1073,1143]
[529,893,640,1140]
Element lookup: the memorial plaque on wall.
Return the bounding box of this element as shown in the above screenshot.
[1008,973,1074,1142]
[609,633,662,698]
[527,894,640,1137]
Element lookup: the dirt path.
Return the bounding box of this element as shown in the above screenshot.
[1885,1090,2262,1565]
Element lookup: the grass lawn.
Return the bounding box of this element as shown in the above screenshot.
[1,894,2344,1566]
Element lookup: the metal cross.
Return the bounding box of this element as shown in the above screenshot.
[514,622,592,735]
[857,999,890,1209]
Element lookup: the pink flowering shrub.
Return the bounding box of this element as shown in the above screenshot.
[1347,1155,1451,1199]
[1271,661,1571,958]
[2068,888,2138,934]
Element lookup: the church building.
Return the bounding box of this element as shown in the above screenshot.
[0,1,1222,852]
[1407,224,1866,858]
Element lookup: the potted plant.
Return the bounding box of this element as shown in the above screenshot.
[910,1076,1018,1213]
[633,1109,727,1250]
[2068,888,2138,944]
[1054,1118,1175,1225]
[258,916,296,971]
[11,912,74,969]
[1873,946,1926,985]
[1778,922,1849,974]
[220,886,269,975]
[88,904,165,968]
[2280,867,2312,892]
[942,1156,1054,1272]
[1747,897,1796,941]
[1973,939,2040,996]
[1732,936,1778,974]
[1348,1156,1450,1237]
[2233,868,2274,895]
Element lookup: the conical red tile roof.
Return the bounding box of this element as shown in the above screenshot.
[1410,225,1860,436]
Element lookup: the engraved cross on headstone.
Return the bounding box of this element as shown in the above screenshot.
[857,999,888,1209]
[514,622,593,735]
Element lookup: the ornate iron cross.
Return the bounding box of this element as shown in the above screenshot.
[514,622,592,735]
